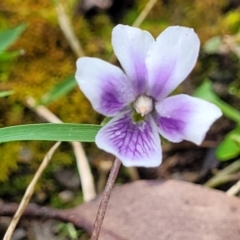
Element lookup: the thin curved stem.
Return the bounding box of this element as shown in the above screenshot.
[132,0,157,28]
[226,179,240,196]
[90,158,121,240]
[55,3,85,58]
[204,159,240,188]
[3,142,61,240]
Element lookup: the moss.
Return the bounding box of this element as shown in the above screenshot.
[0,143,20,181]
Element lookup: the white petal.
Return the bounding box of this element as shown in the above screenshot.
[146,26,200,100]
[96,111,162,167]
[112,24,155,95]
[75,57,135,116]
[154,94,222,145]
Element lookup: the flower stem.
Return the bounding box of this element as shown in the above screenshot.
[90,158,121,240]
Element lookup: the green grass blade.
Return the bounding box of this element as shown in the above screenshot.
[0,24,27,52]
[216,127,240,161]
[0,123,101,143]
[39,75,77,105]
[0,90,14,98]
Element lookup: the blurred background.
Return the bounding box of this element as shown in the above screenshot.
[1,0,240,239]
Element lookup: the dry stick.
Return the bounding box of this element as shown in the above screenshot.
[127,166,140,181]
[26,97,96,202]
[55,3,85,58]
[91,158,121,240]
[72,141,96,201]
[226,180,240,196]
[205,173,240,188]
[3,142,61,240]
[225,159,240,196]
[132,0,158,28]
[204,159,240,188]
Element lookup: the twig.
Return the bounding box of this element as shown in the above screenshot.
[0,203,83,228]
[109,0,158,63]
[132,0,158,28]
[72,141,96,201]
[91,158,121,240]
[26,97,96,202]
[3,142,61,240]
[128,167,140,181]
[204,159,240,188]
[97,159,113,193]
[55,3,85,58]
[0,203,63,221]
[206,173,240,189]
[226,180,240,196]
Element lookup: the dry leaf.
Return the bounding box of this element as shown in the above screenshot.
[67,180,240,240]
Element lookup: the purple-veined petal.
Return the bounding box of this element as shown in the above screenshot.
[96,111,162,167]
[146,26,200,100]
[154,94,222,145]
[76,57,135,117]
[112,24,155,95]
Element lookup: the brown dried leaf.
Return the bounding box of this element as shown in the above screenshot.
[66,180,240,240]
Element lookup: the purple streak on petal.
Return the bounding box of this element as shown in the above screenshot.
[159,117,185,135]
[154,96,192,142]
[112,25,155,96]
[147,59,177,100]
[100,80,129,114]
[76,57,135,117]
[129,49,148,95]
[104,115,154,159]
[146,26,200,100]
[95,112,162,167]
[154,94,222,144]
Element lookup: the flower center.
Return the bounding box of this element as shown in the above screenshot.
[133,95,153,117]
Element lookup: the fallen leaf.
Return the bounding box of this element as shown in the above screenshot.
[65,180,240,240]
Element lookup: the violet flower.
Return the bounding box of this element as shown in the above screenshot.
[75,25,222,167]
